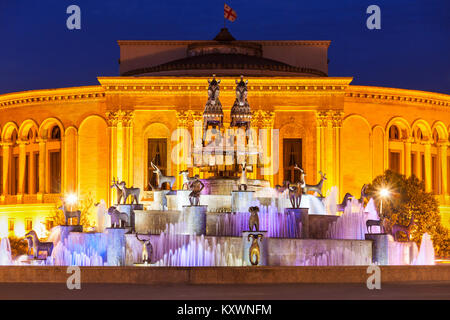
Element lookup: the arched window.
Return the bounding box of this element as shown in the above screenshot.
[414,128,423,141]
[50,126,61,140]
[389,125,400,140]
[432,129,439,145]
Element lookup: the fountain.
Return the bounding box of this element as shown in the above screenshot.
[0,75,428,269]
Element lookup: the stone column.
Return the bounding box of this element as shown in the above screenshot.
[404,138,412,177]
[37,138,47,201]
[424,142,432,192]
[260,111,275,187]
[438,142,448,195]
[17,140,28,202]
[106,109,134,204]
[331,111,344,199]
[414,151,422,180]
[176,111,190,189]
[316,111,328,187]
[1,142,12,198]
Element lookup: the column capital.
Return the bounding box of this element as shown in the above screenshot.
[0,141,14,148]
[403,137,414,144]
[437,141,450,148]
[330,110,344,128]
[16,139,29,146]
[36,138,47,145]
[106,108,134,127]
[251,110,274,129]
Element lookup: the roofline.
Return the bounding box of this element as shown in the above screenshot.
[117,40,331,47]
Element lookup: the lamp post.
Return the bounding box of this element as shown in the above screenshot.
[379,188,390,215]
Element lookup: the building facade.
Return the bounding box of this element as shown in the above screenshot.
[1,29,449,237]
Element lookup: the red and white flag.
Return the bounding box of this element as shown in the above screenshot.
[224,4,237,22]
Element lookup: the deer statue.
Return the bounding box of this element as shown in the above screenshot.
[238,161,252,191]
[275,180,290,194]
[58,198,81,225]
[110,177,123,204]
[248,233,264,266]
[248,206,260,232]
[107,206,129,228]
[392,214,416,241]
[337,192,354,212]
[288,165,306,208]
[150,161,175,190]
[136,234,153,264]
[117,181,140,205]
[25,230,53,259]
[179,170,198,190]
[304,171,327,198]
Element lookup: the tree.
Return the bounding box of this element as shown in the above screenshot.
[48,192,96,232]
[367,170,450,257]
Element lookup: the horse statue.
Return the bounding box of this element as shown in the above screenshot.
[203,75,224,141]
[150,162,175,190]
[107,206,129,228]
[25,230,53,259]
[117,181,140,205]
[230,75,251,130]
[58,198,81,225]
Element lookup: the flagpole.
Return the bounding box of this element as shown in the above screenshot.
[224,2,226,28]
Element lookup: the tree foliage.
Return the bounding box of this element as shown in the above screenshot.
[48,192,96,231]
[366,170,450,257]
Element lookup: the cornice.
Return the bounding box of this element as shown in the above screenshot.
[0,86,105,109]
[346,85,450,107]
[97,76,353,94]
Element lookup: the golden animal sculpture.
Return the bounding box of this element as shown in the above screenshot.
[248,233,264,266]
[136,234,153,264]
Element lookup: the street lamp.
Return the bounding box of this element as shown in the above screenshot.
[379,188,390,215]
[66,193,78,211]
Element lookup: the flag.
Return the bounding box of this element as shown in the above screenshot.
[224,4,237,22]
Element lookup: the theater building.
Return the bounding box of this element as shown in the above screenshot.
[0,28,449,237]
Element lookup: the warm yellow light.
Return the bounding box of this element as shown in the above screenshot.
[380,188,390,198]
[66,194,78,206]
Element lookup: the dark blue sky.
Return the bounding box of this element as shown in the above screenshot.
[0,0,449,95]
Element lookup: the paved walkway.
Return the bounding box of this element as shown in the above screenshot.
[1,282,449,300]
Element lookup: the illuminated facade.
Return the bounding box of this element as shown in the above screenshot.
[0,29,449,237]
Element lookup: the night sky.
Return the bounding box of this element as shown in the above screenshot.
[0,0,449,95]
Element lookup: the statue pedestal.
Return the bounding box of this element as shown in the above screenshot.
[167,190,190,211]
[152,190,172,210]
[284,208,309,239]
[57,225,83,243]
[365,233,390,265]
[180,205,207,235]
[242,231,268,266]
[116,204,135,230]
[105,228,127,266]
[231,190,254,213]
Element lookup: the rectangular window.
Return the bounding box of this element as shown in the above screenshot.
[411,153,416,177]
[431,155,438,194]
[389,151,401,174]
[25,218,33,232]
[24,154,29,194]
[421,154,426,184]
[8,218,14,232]
[34,152,39,193]
[147,139,167,190]
[283,139,302,183]
[49,151,61,193]
[11,155,19,195]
